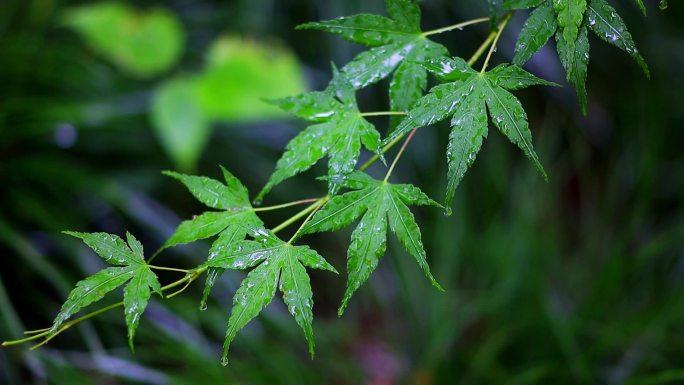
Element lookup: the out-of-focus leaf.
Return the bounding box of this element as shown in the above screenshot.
[62,2,183,77]
[197,36,307,122]
[635,0,647,15]
[151,77,211,171]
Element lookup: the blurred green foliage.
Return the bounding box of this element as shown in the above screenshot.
[62,2,307,170]
[151,76,211,171]
[197,36,306,122]
[0,0,682,384]
[150,36,306,170]
[62,2,184,78]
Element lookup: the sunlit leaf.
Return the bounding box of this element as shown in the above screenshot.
[151,77,211,171]
[62,2,183,77]
[197,36,307,122]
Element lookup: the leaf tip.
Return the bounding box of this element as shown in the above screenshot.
[378,153,387,167]
[336,301,349,317]
[294,22,315,31]
[642,64,651,80]
[162,170,182,181]
[252,194,265,206]
[261,97,281,107]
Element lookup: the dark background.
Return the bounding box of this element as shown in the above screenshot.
[1,0,683,384]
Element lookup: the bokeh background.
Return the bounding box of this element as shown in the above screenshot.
[1,0,683,384]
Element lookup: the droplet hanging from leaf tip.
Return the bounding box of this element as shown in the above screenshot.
[659,0,668,10]
[220,356,229,366]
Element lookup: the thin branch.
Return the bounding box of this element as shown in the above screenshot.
[253,198,321,212]
[2,331,50,346]
[480,13,512,73]
[288,197,328,243]
[384,129,418,182]
[166,280,193,298]
[148,265,190,273]
[467,14,511,67]
[359,111,407,117]
[272,200,324,234]
[2,267,208,348]
[421,17,490,37]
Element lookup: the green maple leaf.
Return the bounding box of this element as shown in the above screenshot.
[256,71,383,201]
[201,231,337,364]
[384,57,557,209]
[297,0,448,126]
[163,166,264,309]
[554,0,588,56]
[504,0,545,8]
[300,172,443,315]
[54,232,161,351]
[506,0,649,114]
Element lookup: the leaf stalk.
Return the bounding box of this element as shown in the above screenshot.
[384,128,418,182]
[421,17,490,37]
[253,198,320,212]
[359,111,407,117]
[1,267,208,348]
[480,13,512,73]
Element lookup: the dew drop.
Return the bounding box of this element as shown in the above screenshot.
[659,0,668,9]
